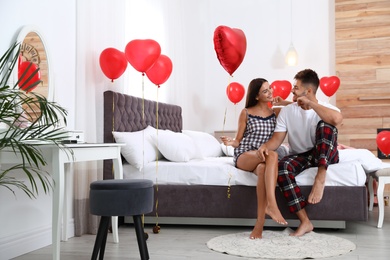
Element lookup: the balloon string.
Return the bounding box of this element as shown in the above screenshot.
[142,74,145,122]
[155,87,160,228]
[224,75,233,198]
[142,73,145,177]
[222,76,232,135]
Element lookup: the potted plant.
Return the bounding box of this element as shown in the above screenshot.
[0,42,70,198]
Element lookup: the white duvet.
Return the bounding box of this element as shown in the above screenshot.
[123,149,387,187]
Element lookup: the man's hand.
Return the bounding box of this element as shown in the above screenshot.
[296,96,312,110]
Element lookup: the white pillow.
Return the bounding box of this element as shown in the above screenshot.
[339,149,382,172]
[182,130,223,157]
[152,129,200,162]
[220,143,234,157]
[112,126,162,170]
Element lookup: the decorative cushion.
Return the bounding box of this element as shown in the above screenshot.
[339,149,383,172]
[182,130,223,157]
[112,126,162,170]
[220,143,234,157]
[152,129,200,162]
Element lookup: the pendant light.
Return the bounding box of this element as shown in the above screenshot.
[285,0,298,66]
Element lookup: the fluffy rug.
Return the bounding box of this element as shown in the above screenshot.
[206,228,356,259]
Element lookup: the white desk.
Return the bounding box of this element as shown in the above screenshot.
[1,143,125,260]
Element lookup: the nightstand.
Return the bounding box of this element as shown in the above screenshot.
[214,130,236,142]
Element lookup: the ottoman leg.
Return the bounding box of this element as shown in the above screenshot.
[92,216,110,260]
[133,215,149,260]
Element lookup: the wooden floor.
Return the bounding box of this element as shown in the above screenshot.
[13,206,390,260]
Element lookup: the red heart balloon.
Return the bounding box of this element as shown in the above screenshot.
[270,80,292,100]
[146,54,173,87]
[320,76,340,97]
[226,82,245,104]
[125,39,161,73]
[213,25,247,76]
[377,131,390,156]
[99,48,128,82]
[18,61,41,93]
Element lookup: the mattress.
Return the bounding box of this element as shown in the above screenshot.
[123,151,372,187]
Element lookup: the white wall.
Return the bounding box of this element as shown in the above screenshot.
[0,1,77,259]
[0,0,334,258]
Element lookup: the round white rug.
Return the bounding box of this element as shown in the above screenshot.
[207,228,356,259]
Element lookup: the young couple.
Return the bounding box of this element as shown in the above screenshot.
[221,69,343,239]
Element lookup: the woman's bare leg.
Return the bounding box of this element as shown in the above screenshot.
[236,151,263,172]
[264,151,287,225]
[250,163,267,239]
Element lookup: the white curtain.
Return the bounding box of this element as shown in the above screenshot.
[72,0,191,235]
[73,0,126,236]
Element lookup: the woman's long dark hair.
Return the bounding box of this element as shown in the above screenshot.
[245,78,268,108]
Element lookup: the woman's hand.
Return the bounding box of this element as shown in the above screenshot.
[273,96,292,106]
[220,136,235,146]
[257,144,268,162]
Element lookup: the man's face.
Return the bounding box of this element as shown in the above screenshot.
[292,79,307,101]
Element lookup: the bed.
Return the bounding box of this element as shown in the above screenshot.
[103,90,376,229]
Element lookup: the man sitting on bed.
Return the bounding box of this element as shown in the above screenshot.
[257,69,343,237]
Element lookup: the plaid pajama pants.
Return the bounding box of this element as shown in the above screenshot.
[277,120,339,214]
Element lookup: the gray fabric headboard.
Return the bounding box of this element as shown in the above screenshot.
[103,90,182,179]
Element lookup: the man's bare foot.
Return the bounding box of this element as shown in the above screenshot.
[308,178,325,204]
[266,205,288,225]
[249,220,264,239]
[290,220,313,237]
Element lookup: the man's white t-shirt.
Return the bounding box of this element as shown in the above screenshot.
[274,101,340,154]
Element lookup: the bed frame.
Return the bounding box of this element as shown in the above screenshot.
[103,90,368,229]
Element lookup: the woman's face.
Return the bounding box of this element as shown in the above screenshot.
[257,82,273,102]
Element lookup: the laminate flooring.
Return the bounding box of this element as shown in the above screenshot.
[13,206,390,260]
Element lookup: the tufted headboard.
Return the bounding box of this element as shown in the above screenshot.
[103,90,182,179]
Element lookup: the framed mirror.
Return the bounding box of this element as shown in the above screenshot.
[13,25,53,101]
[12,26,53,123]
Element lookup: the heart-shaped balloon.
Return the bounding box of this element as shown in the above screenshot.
[213,25,247,76]
[146,54,173,87]
[320,76,340,97]
[226,82,245,104]
[377,131,390,156]
[99,48,128,82]
[125,39,161,73]
[270,80,292,100]
[18,61,41,93]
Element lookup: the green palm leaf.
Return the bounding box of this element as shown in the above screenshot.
[0,42,70,198]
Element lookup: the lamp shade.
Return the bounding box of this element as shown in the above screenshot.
[285,43,298,66]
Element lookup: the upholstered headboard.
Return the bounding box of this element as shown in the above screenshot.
[103,90,182,179]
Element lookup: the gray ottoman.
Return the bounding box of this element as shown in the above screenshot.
[90,179,154,259]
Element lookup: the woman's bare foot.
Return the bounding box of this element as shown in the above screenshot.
[266,205,288,225]
[290,220,313,237]
[308,178,325,204]
[250,220,264,239]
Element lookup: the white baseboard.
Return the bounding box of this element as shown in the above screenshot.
[125,216,346,229]
[0,219,75,260]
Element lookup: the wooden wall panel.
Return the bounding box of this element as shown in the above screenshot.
[336,0,390,154]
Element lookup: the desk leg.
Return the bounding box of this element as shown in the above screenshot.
[111,150,123,244]
[52,149,65,260]
[62,163,73,241]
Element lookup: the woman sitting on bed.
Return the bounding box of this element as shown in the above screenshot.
[221,78,291,239]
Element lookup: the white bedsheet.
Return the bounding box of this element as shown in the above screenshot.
[123,149,381,187]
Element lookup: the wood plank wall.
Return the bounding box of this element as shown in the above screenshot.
[335,0,390,154]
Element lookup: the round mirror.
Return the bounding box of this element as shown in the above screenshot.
[14,25,52,101]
